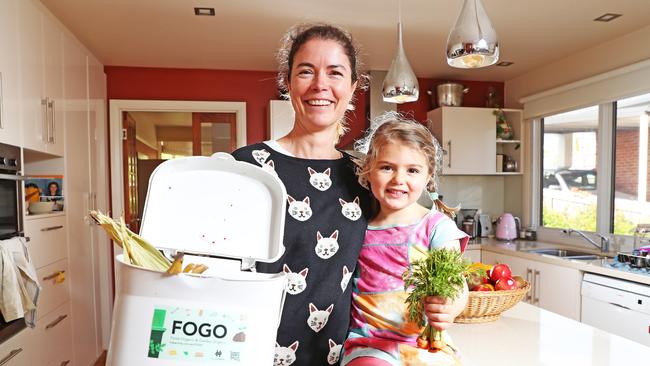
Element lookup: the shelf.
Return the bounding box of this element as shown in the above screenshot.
[24,211,66,220]
[496,139,521,144]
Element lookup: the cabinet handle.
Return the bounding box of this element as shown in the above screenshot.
[59,361,71,366]
[45,314,68,330]
[0,349,22,365]
[41,225,64,232]
[42,270,65,281]
[533,270,540,305]
[41,98,48,143]
[447,140,452,168]
[48,99,55,143]
[525,268,533,302]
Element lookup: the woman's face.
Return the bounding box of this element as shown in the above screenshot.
[287,38,357,134]
[49,184,57,196]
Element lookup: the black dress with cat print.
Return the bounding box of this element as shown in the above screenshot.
[232,143,370,366]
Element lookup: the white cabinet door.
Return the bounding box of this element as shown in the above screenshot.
[17,0,64,155]
[481,250,581,320]
[17,0,46,152]
[0,0,21,145]
[534,260,581,320]
[268,100,294,140]
[0,328,35,366]
[427,107,496,175]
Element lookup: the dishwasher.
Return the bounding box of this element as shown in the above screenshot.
[581,273,650,346]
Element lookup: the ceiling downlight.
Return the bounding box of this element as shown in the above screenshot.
[594,13,622,22]
[194,7,215,16]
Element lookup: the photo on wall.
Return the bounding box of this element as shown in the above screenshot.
[25,175,64,211]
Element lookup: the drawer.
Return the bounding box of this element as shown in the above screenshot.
[36,303,72,366]
[24,216,67,269]
[0,328,35,366]
[36,259,69,319]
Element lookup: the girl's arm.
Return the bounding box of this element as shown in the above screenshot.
[423,239,469,330]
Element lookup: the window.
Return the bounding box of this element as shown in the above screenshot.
[541,106,599,231]
[614,93,650,235]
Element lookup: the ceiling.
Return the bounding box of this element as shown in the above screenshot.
[41,0,650,82]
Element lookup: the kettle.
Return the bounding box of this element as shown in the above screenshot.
[495,213,520,240]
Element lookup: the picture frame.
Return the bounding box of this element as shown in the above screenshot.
[25,175,64,211]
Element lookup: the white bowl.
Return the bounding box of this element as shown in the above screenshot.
[28,201,54,214]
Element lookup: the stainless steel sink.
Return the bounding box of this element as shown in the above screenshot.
[526,248,605,260]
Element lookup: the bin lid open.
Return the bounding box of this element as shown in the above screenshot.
[139,153,286,264]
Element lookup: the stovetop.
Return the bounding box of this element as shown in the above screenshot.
[606,259,650,276]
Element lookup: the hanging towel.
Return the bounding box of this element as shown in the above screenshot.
[0,237,41,327]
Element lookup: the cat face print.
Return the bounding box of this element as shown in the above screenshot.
[307,303,333,333]
[339,197,361,221]
[315,230,339,259]
[287,195,312,221]
[308,167,332,191]
[340,266,352,292]
[282,264,308,295]
[327,339,342,365]
[252,149,270,165]
[274,341,299,366]
[262,160,278,177]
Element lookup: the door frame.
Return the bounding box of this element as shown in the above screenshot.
[109,99,246,218]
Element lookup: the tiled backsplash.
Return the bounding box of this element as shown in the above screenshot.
[439,176,522,221]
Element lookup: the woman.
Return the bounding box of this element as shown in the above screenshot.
[232,23,370,366]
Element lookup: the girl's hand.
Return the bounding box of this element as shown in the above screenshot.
[423,281,469,330]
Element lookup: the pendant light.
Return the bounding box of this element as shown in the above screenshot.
[382,0,419,104]
[446,0,499,69]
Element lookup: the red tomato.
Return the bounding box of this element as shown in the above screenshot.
[489,263,512,282]
[495,277,517,291]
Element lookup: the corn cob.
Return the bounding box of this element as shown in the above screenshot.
[89,210,171,272]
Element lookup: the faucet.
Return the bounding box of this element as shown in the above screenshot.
[562,228,610,253]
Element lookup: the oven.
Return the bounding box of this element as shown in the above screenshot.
[0,142,22,240]
[0,142,25,344]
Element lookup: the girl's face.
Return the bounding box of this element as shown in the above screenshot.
[287,39,357,135]
[368,141,430,217]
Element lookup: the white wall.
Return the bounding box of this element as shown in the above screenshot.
[505,25,650,108]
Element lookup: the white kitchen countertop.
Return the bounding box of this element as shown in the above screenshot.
[449,301,650,366]
[468,238,650,285]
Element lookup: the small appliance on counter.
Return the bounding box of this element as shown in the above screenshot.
[478,214,492,237]
[107,153,288,366]
[495,213,520,241]
[457,208,479,238]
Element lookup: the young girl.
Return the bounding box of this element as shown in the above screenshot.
[342,112,469,366]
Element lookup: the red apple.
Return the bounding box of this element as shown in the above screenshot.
[466,272,489,289]
[512,275,526,289]
[473,283,495,291]
[489,263,512,283]
[495,277,517,291]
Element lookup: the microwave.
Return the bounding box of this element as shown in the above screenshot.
[0,142,22,240]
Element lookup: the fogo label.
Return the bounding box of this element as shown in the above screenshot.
[148,305,248,363]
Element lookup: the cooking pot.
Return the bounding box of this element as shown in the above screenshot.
[428,82,469,107]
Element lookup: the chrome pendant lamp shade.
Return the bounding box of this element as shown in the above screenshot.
[446,0,499,69]
[382,17,419,103]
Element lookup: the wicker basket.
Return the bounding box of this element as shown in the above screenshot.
[455,281,531,323]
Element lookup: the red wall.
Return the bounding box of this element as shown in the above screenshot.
[105,66,367,148]
[105,67,502,147]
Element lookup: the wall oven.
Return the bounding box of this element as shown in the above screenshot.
[0,142,22,240]
[0,142,25,344]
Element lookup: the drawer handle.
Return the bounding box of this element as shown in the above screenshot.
[0,349,23,365]
[45,314,68,330]
[60,361,71,366]
[42,270,65,282]
[41,225,64,232]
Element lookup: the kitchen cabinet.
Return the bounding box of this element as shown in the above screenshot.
[268,100,294,140]
[17,0,64,156]
[0,328,34,366]
[0,0,21,145]
[32,302,73,366]
[64,37,108,365]
[426,107,523,175]
[482,251,581,320]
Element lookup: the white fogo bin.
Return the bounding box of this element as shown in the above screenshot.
[107,153,288,366]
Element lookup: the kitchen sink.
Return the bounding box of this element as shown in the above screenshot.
[525,248,606,260]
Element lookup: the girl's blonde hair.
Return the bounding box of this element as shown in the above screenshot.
[354,112,458,218]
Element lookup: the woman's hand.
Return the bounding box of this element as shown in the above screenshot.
[423,281,469,331]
